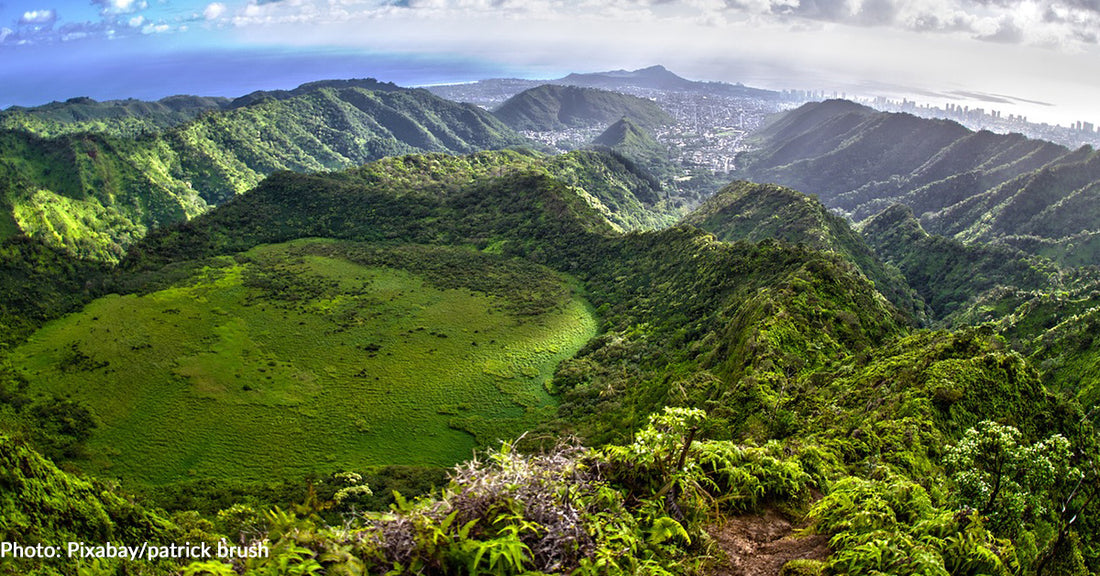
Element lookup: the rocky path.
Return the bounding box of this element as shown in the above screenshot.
[707,508,830,576]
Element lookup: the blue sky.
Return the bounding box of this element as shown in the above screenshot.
[3,0,1100,125]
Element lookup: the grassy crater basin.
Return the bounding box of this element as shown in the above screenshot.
[11,239,597,485]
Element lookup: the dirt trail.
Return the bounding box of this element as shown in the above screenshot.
[707,508,830,576]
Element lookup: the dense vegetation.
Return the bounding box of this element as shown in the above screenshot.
[0,95,230,138]
[591,117,678,183]
[683,181,926,323]
[1,99,1099,576]
[0,79,530,261]
[11,239,596,484]
[735,100,1100,266]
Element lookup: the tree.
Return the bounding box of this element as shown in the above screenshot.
[945,420,1080,535]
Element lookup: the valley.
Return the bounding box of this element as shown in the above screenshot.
[10,239,596,484]
[1,67,1099,576]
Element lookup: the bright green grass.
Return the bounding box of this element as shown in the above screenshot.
[10,240,597,485]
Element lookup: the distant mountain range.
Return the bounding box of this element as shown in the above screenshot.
[735,99,1100,266]
[0,79,530,260]
[425,64,783,108]
[493,84,673,132]
[556,65,780,99]
[0,94,230,136]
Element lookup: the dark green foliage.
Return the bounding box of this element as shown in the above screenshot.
[685,181,926,323]
[590,116,679,183]
[0,129,207,260]
[123,151,620,272]
[493,84,674,131]
[0,435,189,575]
[861,204,1054,319]
[949,265,1100,414]
[546,150,678,230]
[0,235,108,346]
[0,81,531,260]
[3,139,1099,575]
[809,476,1019,576]
[945,421,1079,535]
[553,225,908,444]
[736,100,1100,267]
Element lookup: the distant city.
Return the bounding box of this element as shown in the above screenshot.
[429,69,1098,180]
[428,78,802,175]
[851,95,1100,149]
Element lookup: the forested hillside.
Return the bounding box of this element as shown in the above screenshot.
[493,84,674,132]
[736,100,1100,266]
[0,94,230,137]
[2,145,1096,575]
[0,79,530,261]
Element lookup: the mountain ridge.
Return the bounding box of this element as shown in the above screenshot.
[736,99,1100,266]
[493,84,674,132]
[0,80,533,261]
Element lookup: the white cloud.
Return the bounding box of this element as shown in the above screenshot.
[19,9,58,25]
[92,0,149,15]
[129,15,145,26]
[204,2,227,20]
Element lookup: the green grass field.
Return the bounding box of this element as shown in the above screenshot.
[10,239,597,485]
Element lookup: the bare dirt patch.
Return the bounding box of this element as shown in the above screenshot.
[707,508,830,576]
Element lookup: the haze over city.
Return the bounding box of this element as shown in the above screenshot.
[3,0,1100,127]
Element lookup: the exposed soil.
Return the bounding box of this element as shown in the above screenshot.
[707,508,830,576]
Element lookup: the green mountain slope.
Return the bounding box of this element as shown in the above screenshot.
[0,80,532,261]
[0,95,229,138]
[683,181,925,323]
[2,146,1099,574]
[590,116,676,180]
[545,150,677,230]
[493,84,673,132]
[125,150,671,271]
[3,150,664,486]
[0,434,187,575]
[861,204,1055,318]
[104,150,904,471]
[0,130,210,260]
[735,100,1100,266]
[0,236,109,347]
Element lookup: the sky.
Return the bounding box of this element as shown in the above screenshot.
[2,0,1100,126]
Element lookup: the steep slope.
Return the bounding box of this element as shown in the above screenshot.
[0,434,187,574]
[124,150,618,271]
[0,79,531,260]
[117,150,908,455]
[0,130,210,260]
[735,100,1100,266]
[164,81,531,203]
[861,204,1055,318]
[4,146,1099,574]
[493,85,673,132]
[545,150,677,230]
[683,181,925,323]
[590,116,675,180]
[0,236,109,347]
